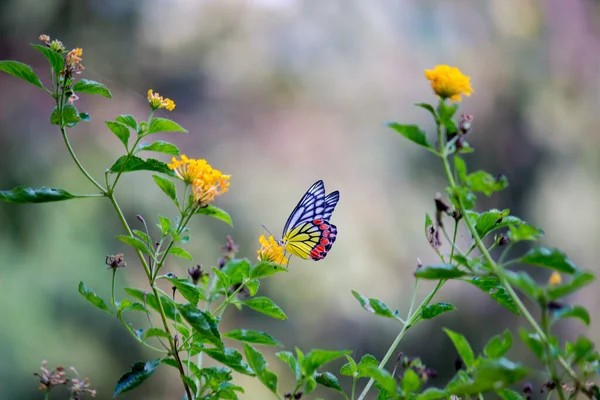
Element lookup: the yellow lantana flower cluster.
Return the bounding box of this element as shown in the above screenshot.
[257,235,288,266]
[147,89,176,111]
[168,155,230,207]
[424,65,473,102]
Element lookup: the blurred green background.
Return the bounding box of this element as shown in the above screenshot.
[1,0,600,398]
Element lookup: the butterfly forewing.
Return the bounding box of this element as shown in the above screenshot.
[281,180,326,239]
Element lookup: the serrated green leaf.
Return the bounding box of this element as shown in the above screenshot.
[496,388,525,400]
[117,235,152,255]
[444,328,475,368]
[31,44,64,75]
[520,247,577,274]
[78,282,112,315]
[0,60,44,88]
[504,271,541,302]
[484,330,513,358]
[351,290,395,318]
[518,329,544,359]
[62,104,81,126]
[387,122,433,150]
[361,366,396,394]
[401,367,421,393]
[109,156,173,175]
[222,259,251,284]
[223,329,282,347]
[421,302,457,320]
[468,277,520,315]
[105,121,130,149]
[212,266,231,291]
[164,277,200,305]
[465,170,508,196]
[508,224,544,242]
[178,304,223,349]
[250,261,287,279]
[448,358,528,395]
[340,355,358,377]
[113,360,159,397]
[304,350,350,376]
[0,186,77,203]
[152,175,178,206]
[143,328,171,340]
[454,156,468,183]
[115,114,138,130]
[242,297,287,320]
[204,348,256,376]
[552,305,591,326]
[244,344,278,394]
[416,388,448,400]
[196,205,233,227]
[157,215,171,236]
[169,246,192,261]
[147,117,188,135]
[138,140,180,155]
[415,264,467,279]
[415,102,437,119]
[73,79,112,98]
[315,371,343,393]
[246,279,260,296]
[276,351,301,380]
[124,288,181,322]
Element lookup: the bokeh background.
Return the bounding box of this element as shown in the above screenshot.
[1,0,600,398]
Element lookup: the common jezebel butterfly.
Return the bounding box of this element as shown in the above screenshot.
[280,180,339,261]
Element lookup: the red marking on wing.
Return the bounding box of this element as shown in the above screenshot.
[313,219,323,225]
[319,224,328,230]
[320,238,329,245]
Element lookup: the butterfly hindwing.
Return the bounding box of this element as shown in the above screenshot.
[282,180,340,261]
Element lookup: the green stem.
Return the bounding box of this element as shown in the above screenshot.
[213,281,247,317]
[111,268,117,308]
[541,308,566,400]
[351,378,357,400]
[449,220,459,262]
[44,390,49,400]
[61,127,106,193]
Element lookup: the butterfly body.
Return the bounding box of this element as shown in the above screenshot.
[280,180,339,261]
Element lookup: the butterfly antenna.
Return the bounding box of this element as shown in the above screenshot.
[261,224,275,238]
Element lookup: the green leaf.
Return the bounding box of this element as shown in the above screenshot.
[169,247,192,261]
[484,330,513,358]
[315,371,343,393]
[448,358,528,395]
[416,388,448,400]
[415,264,467,279]
[73,79,112,98]
[401,368,421,393]
[117,235,152,255]
[518,329,544,359]
[0,186,77,203]
[387,122,433,150]
[340,355,358,377]
[444,328,475,368]
[204,348,256,376]
[113,360,159,397]
[351,290,396,318]
[109,156,173,176]
[244,344,278,394]
[196,205,233,227]
[115,114,138,131]
[78,282,112,315]
[361,365,396,395]
[437,101,459,125]
[421,302,457,320]
[507,223,544,242]
[143,328,171,340]
[124,288,181,322]
[178,304,223,349]
[0,60,44,88]
[496,388,525,400]
[504,271,541,302]
[415,102,437,119]
[246,279,260,296]
[468,277,520,315]
[242,297,287,320]
[31,44,64,74]
[222,259,251,284]
[79,112,90,122]
[223,329,282,347]
[147,118,188,135]
[454,156,468,183]
[356,354,379,377]
[520,247,577,274]
[276,351,301,380]
[138,140,180,155]
[565,336,594,362]
[305,376,318,394]
[465,170,508,196]
[548,271,595,299]
[50,107,60,125]
[164,277,200,305]
[552,305,591,326]
[304,350,350,376]
[157,216,171,236]
[250,261,287,279]
[466,209,509,239]
[118,299,148,314]
[212,267,231,291]
[106,121,130,149]
[152,175,178,205]
[62,104,81,126]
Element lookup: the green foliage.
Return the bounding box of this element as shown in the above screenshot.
[352,290,397,318]
[113,360,160,397]
[0,186,77,203]
[196,205,233,226]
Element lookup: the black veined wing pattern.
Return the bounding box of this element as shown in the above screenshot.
[281,180,339,261]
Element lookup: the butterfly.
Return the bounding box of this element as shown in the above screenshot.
[280,180,340,262]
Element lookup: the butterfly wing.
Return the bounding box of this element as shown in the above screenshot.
[282,181,340,261]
